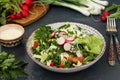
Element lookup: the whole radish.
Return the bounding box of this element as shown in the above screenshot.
[57,37,66,45]
[21,10,29,18]
[101,11,110,22]
[21,4,29,12]
[15,13,23,19]
[9,14,16,20]
[24,0,34,7]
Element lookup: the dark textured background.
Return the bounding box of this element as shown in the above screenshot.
[1,0,120,80]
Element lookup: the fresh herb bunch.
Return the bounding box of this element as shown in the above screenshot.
[106,4,120,19]
[0,0,24,25]
[0,52,28,80]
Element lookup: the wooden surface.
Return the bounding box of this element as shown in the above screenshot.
[12,5,49,26]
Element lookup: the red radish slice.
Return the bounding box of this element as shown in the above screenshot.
[66,37,74,43]
[57,37,66,45]
[51,32,56,38]
[59,31,67,37]
[63,43,72,51]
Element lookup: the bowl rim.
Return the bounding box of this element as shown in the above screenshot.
[0,24,24,41]
[26,22,106,73]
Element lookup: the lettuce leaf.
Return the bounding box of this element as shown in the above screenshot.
[77,35,104,54]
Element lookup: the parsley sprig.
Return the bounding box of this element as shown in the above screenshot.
[0,52,28,80]
[106,4,120,19]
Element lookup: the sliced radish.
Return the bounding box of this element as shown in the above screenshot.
[66,37,74,43]
[63,43,72,51]
[51,32,56,38]
[57,37,66,45]
[58,31,67,37]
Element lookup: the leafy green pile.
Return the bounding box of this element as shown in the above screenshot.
[106,4,120,19]
[0,0,23,25]
[34,25,53,42]
[0,52,28,80]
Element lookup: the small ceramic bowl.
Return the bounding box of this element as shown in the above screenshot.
[0,24,24,47]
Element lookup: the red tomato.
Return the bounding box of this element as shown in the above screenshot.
[72,57,78,63]
[68,56,78,63]
[78,57,84,62]
[50,62,54,67]
[58,60,65,68]
[67,56,73,62]
[33,41,38,49]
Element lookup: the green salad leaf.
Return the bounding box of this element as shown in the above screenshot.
[78,35,104,54]
[34,25,53,42]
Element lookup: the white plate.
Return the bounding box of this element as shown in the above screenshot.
[26,22,106,73]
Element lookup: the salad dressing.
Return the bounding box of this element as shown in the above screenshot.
[0,28,22,40]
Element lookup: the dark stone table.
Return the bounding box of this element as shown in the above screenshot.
[1,0,120,80]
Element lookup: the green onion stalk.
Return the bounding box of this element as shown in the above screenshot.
[38,0,109,16]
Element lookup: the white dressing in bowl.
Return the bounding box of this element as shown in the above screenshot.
[0,28,23,40]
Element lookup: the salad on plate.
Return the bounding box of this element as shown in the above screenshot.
[30,23,104,68]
